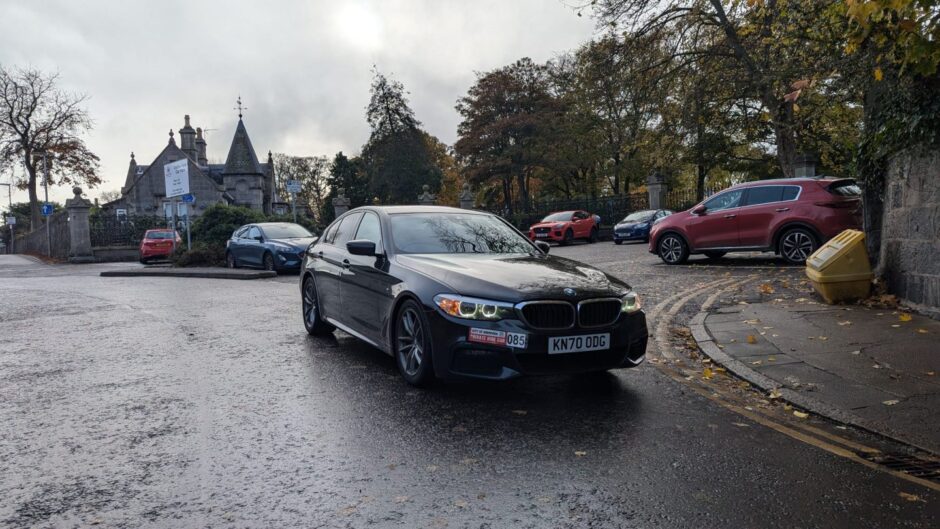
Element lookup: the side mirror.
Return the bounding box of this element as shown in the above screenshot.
[347,239,377,256]
[691,205,707,215]
[534,240,551,255]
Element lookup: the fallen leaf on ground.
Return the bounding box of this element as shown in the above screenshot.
[891,324,901,328]
[394,495,409,503]
[882,400,900,406]
[849,350,861,355]
[838,321,852,326]
[899,492,926,503]
[768,356,776,362]
[454,499,469,508]
[768,388,782,399]
[732,422,750,428]
[872,364,882,369]
[759,283,775,294]
[818,336,829,341]
[793,410,809,419]
[746,335,757,344]
[702,367,714,380]
[916,328,928,334]
[899,313,912,322]
[751,360,763,365]
[511,409,528,415]
[926,371,936,377]
[744,319,761,324]
[574,451,587,457]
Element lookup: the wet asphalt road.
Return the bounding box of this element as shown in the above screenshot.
[1,246,937,528]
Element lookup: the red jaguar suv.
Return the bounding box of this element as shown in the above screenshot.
[529,210,599,244]
[649,178,862,265]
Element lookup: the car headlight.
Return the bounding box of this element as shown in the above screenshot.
[554,223,565,229]
[271,243,294,252]
[621,291,642,314]
[434,294,515,321]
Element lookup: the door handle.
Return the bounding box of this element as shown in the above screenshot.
[775,208,790,212]
[342,259,350,269]
[317,251,324,258]
[723,214,737,219]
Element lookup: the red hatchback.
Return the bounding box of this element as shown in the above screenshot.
[139,229,181,263]
[649,178,862,265]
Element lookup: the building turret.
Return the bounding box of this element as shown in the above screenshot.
[195,127,208,166]
[121,152,137,194]
[179,114,197,160]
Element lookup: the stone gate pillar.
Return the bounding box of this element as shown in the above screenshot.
[65,186,95,263]
[332,188,350,217]
[647,171,668,210]
[418,184,437,206]
[459,183,474,209]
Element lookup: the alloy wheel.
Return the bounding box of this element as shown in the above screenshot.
[264,254,275,271]
[396,308,425,377]
[226,253,236,268]
[660,235,684,264]
[781,230,815,263]
[303,280,318,327]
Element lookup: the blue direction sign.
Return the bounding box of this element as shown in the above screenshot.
[41,203,54,216]
[181,193,196,203]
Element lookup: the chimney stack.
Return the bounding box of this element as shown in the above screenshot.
[195,127,208,166]
[179,114,197,160]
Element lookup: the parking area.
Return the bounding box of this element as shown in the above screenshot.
[0,247,936,528]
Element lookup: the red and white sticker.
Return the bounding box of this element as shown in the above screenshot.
[468,328,527,349]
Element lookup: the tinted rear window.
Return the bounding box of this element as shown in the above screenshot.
[146,231,175,240]
[781,186,800,200]
[828,181,862,196]
[744,186,783,206]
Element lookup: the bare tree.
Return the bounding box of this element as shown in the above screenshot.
[0,66,101,227]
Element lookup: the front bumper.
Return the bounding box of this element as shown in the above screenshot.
[275,249,307,270]
[425,308,649,381]
[613,231,648,242]
[529,230,565,242]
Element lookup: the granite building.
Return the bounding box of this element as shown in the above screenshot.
[109,114,275,218]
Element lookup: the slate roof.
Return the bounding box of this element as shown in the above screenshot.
[222,119,263,175]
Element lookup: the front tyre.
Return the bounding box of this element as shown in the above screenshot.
[561,229,574,246]
[614,240,623,245]
[226,251,237,269]
[263,252,277,272]
[779,228,817,265]
[395,299,435,387]
[302,276,335,335]
[658,233,689,265]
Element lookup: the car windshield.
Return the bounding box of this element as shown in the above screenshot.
[620,211,655,223]
[541,212,573,222]
[390,213,535,254]
[262,224,313,239]
[146,231,175,240]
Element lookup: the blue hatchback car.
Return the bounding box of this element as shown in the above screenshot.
[225,222,318,272]
[612,209,672,244]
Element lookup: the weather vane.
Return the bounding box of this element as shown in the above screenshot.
[234,95,247,119]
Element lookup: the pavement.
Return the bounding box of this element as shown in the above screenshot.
[100,266,277,280]
[693,285,940,455]
[1,245,937,528]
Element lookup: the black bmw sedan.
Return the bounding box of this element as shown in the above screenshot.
[300,206,648,386]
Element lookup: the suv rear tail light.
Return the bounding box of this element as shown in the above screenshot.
[814,200,859,209]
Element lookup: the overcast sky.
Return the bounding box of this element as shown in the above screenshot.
[0,0,597,204]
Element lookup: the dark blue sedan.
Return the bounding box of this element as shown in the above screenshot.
[612,209,672,244]
[225,222,317,272]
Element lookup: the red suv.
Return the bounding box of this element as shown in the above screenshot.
[649,178,862,265]
[529,210,599,244]
[139,229,182,263]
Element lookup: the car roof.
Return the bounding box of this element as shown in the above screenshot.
[350,205,487,215]
[255,222,302,227]
[730,177,846,189]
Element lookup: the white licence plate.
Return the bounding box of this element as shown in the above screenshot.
[548,333,610,354]
[535,233,549,238]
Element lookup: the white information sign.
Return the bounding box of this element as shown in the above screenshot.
[286,180,302,194]
[163,159,190,198]
[5,216,14,226]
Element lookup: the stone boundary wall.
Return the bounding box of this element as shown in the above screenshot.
[877,148,940,318]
